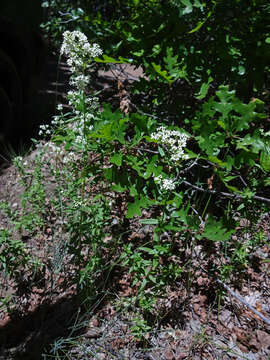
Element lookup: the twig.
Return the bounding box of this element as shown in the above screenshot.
[129,101,159,120]
[179,159,198,174]
[182,180,270,205]
[190,205,204,226]
[113,64,141,82]
[134,147,159,154]
[238,174,248,188]
[217,279,270,326]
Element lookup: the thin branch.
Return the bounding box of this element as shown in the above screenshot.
[217,279,270,326]
[190,205,204,226]
[134,147,159,154]
[238,174,248,188]
[111,64,141,82]
[182,180,270,205]
[179,159,198,174]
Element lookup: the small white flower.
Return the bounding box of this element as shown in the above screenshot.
[154,175,176,191]
[151,126,189,162]
[60,30,102,73]
[13,156,23,163]
[57,104,63,111]
[69,74,90,90]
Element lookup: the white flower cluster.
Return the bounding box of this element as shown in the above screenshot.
[67,91,99,111]
[13,156,23,165]
[154,175,176,191]
[151,126,189,162]
[58,31,103,152]
[51,115,65,127]
[70,116,94,148]
[60,31,102,73]
[69,74,90,91]
[39,124,52,137]
[41,141,79,165]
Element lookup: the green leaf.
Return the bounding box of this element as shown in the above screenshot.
[195,76,213,100]
[152,62,173,84]
[260,144,270,171]
[236,133,265,154]
[251,98,264,112]
[180,0,193,14]
[158,146,165,157]
[164,47,178,73]
[126,196,153,219]
[126,155,145,177]
[140,219,159,225]
[139,246,156,255]
[129,184,138,197]
[200,217,235,241]
[238,65,246,75]
[110,152,123,166]
[208,155,226,168]
[94,54,130,64]
[126,199,141,218]
[132,49,144,57]
[111,183,127,192]
[144,155,162,179]
[189,4,215,33]
[130,113,149,133]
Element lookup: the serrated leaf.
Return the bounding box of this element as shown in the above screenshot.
[110,152,123,166]
[195,77,213,100]
[126,199,141,218]
[200,217,234,241]
[144,155,160,179]
[152,62,173,84]
[149,275,157,283]
[164,47,178,73]
[126,196,153,219]
[129,184,138,197]
[260,145,270,171]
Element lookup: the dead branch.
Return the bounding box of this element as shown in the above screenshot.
[182,180,270,205]
[217,279,270,326]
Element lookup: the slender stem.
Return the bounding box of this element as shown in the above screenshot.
[182,180,270,205]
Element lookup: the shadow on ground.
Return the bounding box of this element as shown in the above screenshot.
[0,296,82,360]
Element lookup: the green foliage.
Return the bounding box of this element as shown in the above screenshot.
[49,65,268,324]
[42,0,270,123]
[191,85,268,198]
[0,229,31,275]
[197,216,234,242]
[6,4,270,340]
[0,223,42,312]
